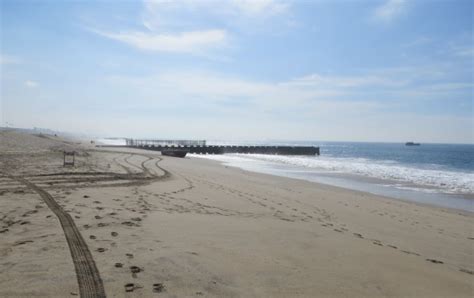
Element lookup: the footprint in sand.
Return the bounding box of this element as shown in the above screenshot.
[401,250,420,256]
[459,268,473,275]
[426,258,443,264]
[372,241,383,246]
[89,235,96,240]
[130,266,142,278]
[115,263,123,268]
[111,231,118,237]
[14,240,34,246]
[122,221,139,227]
[153,283,165,293]
[96,247,107,253]
[125,283,138,292]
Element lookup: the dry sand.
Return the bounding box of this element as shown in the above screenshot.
[0,130,472,297]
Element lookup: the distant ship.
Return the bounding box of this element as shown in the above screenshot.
[405,142,420,146]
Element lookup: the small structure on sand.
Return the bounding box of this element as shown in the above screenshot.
[63,150,75,166]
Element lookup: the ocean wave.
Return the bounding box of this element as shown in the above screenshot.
[196,154,474,194]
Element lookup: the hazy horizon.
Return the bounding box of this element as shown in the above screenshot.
[1,0,473,144]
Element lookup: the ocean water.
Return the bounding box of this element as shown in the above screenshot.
[193,141,474,212]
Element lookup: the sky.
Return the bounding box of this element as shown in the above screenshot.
[0,0,473,143]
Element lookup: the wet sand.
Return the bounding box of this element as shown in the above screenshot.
[0,130,473,297]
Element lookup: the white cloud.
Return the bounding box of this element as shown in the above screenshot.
[230,0,289,16]
[95,69,471,142]
[143,0,289,21]
[288,73,406,88]
[95,29,227,54]
[373,0,408,22]
[454,47,474,57]
[104,65,472,121]
[402,36,433,48]
[0,55,21,65]
[24,80,39,88]
[92,0,291,55]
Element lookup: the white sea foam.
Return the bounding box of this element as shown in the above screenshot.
[194,154,474,194]
[96,138,126,146]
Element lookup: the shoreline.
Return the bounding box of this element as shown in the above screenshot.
[189,155,474,217]
[190,153,474,213]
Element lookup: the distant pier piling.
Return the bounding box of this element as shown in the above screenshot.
[123,139,320,156]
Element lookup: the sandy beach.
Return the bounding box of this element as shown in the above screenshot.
[0,130,472,297]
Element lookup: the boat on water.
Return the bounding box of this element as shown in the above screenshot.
[405,142,421,146]
[161,149,188,158]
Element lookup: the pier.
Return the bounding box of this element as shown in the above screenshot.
[122,139,320,156]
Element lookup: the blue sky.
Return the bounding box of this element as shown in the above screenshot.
[1,0,472,143]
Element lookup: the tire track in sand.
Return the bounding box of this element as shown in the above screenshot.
[12,176,106,298]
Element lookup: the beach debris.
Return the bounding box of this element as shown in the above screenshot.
[83,195,89,198]
[115,263,123,268]
[89,235,96,240]
[126,253,134,258]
